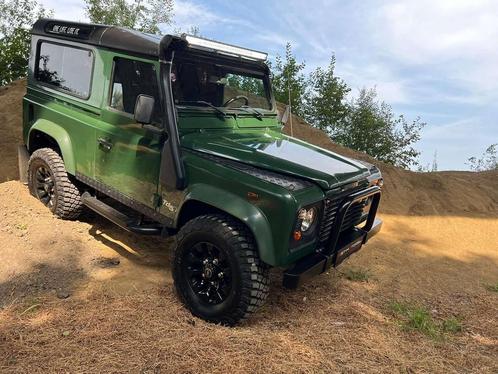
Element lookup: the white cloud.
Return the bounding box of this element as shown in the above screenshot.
[377,0,498,64]
[338,62,411,104]
[422,118,484,141]
[170,0,220,31]
[254,31,295,49]
[41,0,87,21]
[375,0,498,100]
[167,0,253,35]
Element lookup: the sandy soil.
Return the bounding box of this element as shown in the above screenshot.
[0,80,497,373]
[0,80,24,183]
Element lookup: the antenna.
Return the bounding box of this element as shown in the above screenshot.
[287,70,293,137]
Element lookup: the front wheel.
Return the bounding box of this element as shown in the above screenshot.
[173,214,269,325]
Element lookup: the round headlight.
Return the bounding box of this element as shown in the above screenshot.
[298,207,317,232]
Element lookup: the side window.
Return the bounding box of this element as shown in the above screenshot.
[110,58,161,123]
[36,42,93,98]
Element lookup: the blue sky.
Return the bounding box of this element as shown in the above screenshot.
[40,0,498,170]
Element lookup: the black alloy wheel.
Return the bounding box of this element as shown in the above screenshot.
[183,241,232,305]
[28,148,83,220]
[173,214,270,326]
[33,164,56,208]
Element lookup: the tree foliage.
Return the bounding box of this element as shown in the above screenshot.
[0,0,51,86]
[304,55,350,133]
[467,144,498,171]
[85,0,173,34]
[270,43,307,117]
[268,43,425,168]
[334,88,425,169]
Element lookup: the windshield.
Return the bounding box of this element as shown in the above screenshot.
[171,55,272,112]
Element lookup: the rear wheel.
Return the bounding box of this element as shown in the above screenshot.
[28,148,83,220]
[173,214,269,325]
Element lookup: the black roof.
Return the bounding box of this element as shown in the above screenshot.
[31,18,182,57]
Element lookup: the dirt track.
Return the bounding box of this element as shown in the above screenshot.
[1,80,498,373]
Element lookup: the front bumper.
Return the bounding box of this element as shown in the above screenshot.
[283,186,382,289]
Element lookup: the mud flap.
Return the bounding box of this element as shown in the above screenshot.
[18,145,29,185]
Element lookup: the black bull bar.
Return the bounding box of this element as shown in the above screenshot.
[283,185,382,289]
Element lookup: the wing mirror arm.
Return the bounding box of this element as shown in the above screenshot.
[143,124,164,135]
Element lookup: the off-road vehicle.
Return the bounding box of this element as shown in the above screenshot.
[19,19,383,325]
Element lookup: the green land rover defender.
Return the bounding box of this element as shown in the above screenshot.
[19,19,383,325]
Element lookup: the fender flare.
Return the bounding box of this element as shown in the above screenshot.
[28,119,76,174]
[178,183,278,266]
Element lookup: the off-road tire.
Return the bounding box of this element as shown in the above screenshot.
[173,214,270,326]
[28,148,83,220]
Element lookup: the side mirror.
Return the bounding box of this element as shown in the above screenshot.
[279,105,291,126]
[134,94,155,124]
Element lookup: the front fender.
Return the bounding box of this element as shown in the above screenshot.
[28,119,76,174]
[179,183,278,266]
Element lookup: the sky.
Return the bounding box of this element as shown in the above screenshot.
[39,0,498,170]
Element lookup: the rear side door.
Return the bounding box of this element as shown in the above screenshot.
[94,56,164,215]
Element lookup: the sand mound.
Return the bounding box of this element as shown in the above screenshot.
[0,80,25,182]
[1,79,496,217]
[283,111,498,217]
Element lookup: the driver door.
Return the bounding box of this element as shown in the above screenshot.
[94,56,163,211]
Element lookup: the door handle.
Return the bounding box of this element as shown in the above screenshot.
[98,137,113,151]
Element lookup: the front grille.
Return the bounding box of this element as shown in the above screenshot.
[318,196,366,244]
[341,201,364,231]
[318,199,340,242]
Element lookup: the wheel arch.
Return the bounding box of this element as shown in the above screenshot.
[27,120,76,175]
[176,184,277,266]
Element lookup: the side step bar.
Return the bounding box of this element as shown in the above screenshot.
[81,192,162,236]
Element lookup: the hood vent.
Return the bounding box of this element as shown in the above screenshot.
[190,150,313,191]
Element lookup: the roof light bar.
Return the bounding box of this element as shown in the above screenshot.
[184,35,267,61]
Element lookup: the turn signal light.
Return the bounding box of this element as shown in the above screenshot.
[293,230,302,241]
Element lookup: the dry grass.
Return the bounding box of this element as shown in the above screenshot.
[1,190,497,373]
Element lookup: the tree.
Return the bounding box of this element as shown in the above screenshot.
[431,150,438,172]
[334,88,425,168]
[173,25,201,36]
[467,144,498,171]
[85,0,173,34]
[270,43,306,117]
[304,55,350,133]
[0,0,51,86]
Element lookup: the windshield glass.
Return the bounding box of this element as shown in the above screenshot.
[171,56,272,111]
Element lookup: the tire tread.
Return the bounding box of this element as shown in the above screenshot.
[28,148,83,220]
[173,214,269,325]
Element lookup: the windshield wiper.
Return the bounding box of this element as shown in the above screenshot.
[179,101,229,118]
[236,106,264,120]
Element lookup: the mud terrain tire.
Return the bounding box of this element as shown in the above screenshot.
[28,148,83,220]
[173,214,269,325]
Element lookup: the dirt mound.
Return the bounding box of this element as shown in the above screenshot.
[1,79,496,217]
[0,80,25,183]
[283,113,498,217]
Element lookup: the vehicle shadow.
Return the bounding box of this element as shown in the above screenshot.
[0,248,87,309]
[83,211,174,271]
